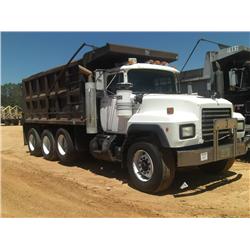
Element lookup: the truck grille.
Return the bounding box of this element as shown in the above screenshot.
[202,108,232,142]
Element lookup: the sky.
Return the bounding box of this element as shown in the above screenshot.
[1,32,250,84]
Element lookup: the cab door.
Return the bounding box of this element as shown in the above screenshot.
[100,72,128,133]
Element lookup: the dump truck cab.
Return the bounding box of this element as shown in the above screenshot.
[96,62,179,134]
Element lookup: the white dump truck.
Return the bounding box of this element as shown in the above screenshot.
[22,43,249,193]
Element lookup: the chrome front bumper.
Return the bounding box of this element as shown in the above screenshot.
[177,118,248,167]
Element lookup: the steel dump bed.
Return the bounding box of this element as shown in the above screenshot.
[22,43,178,125]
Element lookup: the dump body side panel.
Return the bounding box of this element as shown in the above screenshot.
[22,62,86,125]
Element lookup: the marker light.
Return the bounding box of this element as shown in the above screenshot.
[148,60,154,64]
[146,60,169,65]
[128,58,137,65]
[161,61,168,65]
[167,107,174,114]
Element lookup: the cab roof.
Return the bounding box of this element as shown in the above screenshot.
[120,63,179,73]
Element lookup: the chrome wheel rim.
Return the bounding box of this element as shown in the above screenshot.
[57,134,67,156]
[132,150,154,182]
[28,134,35,151]
[42,135,51,155]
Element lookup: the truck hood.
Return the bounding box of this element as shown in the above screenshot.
[140,94,232,111]
[128,93,235,148]
[128,93,234,148]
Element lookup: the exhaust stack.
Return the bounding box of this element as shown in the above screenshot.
[85,82,97,134]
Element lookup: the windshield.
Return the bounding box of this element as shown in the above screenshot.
[127,69,177,94]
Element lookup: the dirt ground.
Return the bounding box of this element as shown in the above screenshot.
[1,126,249,218]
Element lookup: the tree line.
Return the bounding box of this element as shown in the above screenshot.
[1,83,23,107]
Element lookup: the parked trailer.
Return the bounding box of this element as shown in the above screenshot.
[1,105,22,125]
[23,43,249,194]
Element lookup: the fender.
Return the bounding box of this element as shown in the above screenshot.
[127,124,170,148]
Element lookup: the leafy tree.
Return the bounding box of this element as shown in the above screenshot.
[1,83,23,107]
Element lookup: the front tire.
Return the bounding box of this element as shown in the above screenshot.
[200,158,235,174]
[41,130,58,161]
[55,128,75,164]
[127,142,175,194]
[27,128,42,156]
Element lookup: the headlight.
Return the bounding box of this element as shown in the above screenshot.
[180,124,195,139]
[237,120,245,132]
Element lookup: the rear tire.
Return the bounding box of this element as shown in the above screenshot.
[41,130,58,161]
[27,128,42,156]
[55,128,75,164]
[200,158,235,174]
[127,142,175,194]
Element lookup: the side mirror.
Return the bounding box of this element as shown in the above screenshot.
[207,82,211,91]
[187,84,193,94]
[95,71,104,91]
[229,69,238,87]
